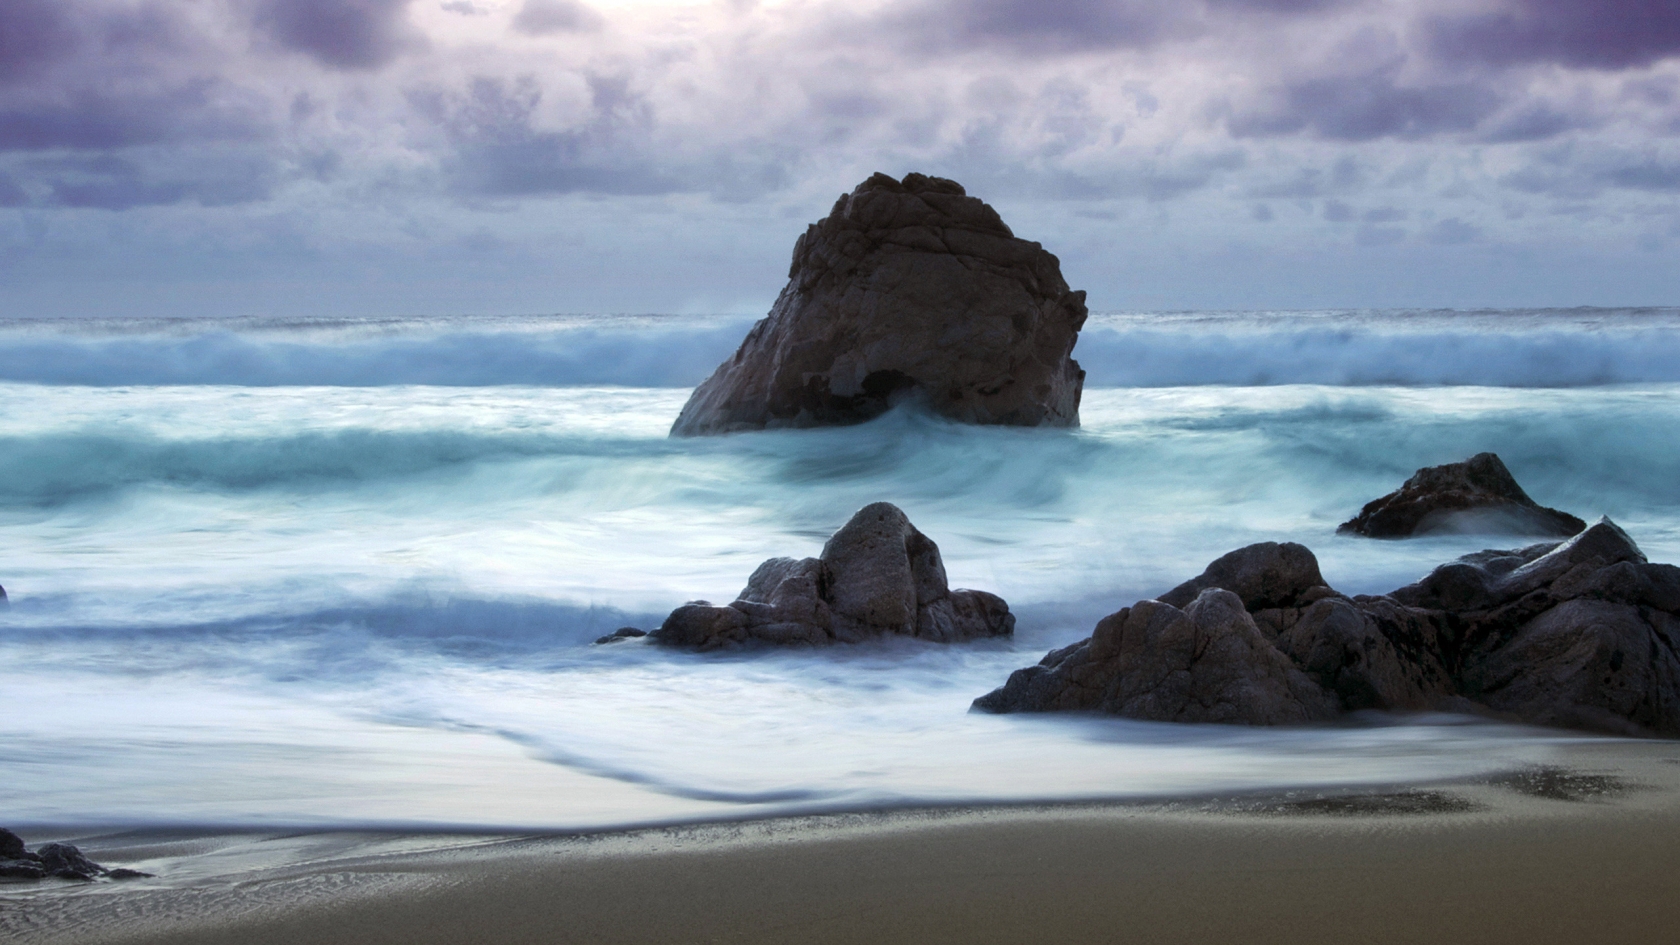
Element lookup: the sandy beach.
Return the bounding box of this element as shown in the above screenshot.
[7,739,1680,945]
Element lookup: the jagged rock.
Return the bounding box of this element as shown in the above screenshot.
[593,627,647,645]
[972,588,1338,723]
[0,828,26,860]
[671,172,1087,436]
[1158,541,1328,611]
[976,519,1680,736]
[1339,452,1586,538]
[38,843,104,881]
[651,502,1014,649]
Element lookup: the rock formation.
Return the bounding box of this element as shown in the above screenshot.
[652,502,1014,649]
[0,828,149,881]
[1339,452,1585,538]
[975,519,1680,737]
[670,172,1088,436]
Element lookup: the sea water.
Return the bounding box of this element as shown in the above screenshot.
[4,309,1680,829]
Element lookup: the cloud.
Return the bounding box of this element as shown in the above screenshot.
[1604,161,1680,191]
[512,0,603,36]
[250,0,421,69]
[1232,63,1504,141]
[0,82,265,152]
[1427,0,1680,71]
[416,75,680,196]
[1,151,278,209]
[0,0,81,85]
[888,0,1195,55]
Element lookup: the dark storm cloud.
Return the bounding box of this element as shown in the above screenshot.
[416,76,680,197]
[1230,65,1503,141]
[250,0,421,70]
[1426,0,1680,71]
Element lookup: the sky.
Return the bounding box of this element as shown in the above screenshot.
[1,0,1678,318]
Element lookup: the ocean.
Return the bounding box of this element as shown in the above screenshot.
[4,309,1680,830]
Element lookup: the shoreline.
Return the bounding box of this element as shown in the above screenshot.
[8,739,1680,945]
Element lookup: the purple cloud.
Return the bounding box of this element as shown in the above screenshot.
[512,0,603,36]
[0,82,264,152]
[1232,65,1504,141]
[415,76,680,197]
[1428,0,1680,71]
[250,0,420,69]
[0,0,80,85]
[890,0,1194,54]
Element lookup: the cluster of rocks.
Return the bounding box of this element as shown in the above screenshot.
[645,502,1014,650]
[975,518,1680,737]
[1339,452,1585,539]
[1,828,148,881]
[671,172,1088,436]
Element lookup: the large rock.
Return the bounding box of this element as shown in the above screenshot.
[976,519,1680,736]
[1339,452,1585,538]
[670,172,1087,436]
[651,502,1014,649]
[972,589,1338,723]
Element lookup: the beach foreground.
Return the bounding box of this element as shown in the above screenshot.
[7,740,1680,945]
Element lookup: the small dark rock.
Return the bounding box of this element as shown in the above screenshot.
[652,502,1013,649]
[0,827,27,859]
[0,862,47,880]
[1157,541,1328,611]
[1339,452,1585,538]
[594,627,648,645]
[106,868,154,880]
[38,843,106,881]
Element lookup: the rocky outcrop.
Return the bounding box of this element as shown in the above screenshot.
[1339,452,1585,538]
[976,518,1680,736]
[0,828,149,881]
[651,502,1014,649]
[670,172,1087,436]
[970,589,1337,723]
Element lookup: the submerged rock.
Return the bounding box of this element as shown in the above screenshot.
[671,172,1087,436]
[593,627,647,645]
[651,502,1014,649]
[1339,452,1585,538]
[976,518,1680,737]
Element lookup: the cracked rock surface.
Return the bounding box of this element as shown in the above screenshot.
[671,172,1087,436]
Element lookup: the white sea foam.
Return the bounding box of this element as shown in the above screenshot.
[2,313,1679,829]
[4,308,1680,388]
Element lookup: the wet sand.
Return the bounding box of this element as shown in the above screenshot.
[7,739,1680,945]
